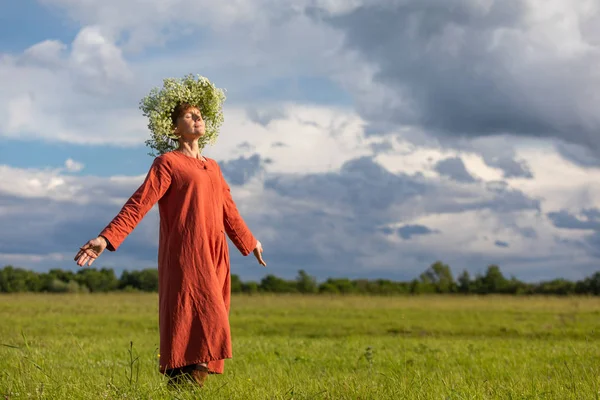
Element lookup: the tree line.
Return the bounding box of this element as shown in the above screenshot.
[0,262,599,295]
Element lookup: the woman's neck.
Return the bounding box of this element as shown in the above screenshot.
[176,140,203,159]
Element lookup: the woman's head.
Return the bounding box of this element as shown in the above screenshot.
[171,102,205,141]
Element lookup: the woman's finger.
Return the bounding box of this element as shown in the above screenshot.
[257,253,266,267]
[84,248,98,258]
[80,251,95,266]
[74,242,91,261]
[74,247,87,261]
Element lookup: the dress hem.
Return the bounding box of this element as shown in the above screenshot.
[159,354,232,375]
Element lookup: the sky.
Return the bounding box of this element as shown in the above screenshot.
[1,0,599,283]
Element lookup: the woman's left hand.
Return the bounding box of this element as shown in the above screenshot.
[253,240,267,267]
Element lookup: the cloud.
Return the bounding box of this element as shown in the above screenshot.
[69,26,132,93]
[547,207,600,260]
[547,208,600,231]
[219,154,267,186]
[0,29,144,146]
[246,106,287,127]
[434,157,476,183]
[1,143,598,282]
[316,0,600,153]
[554,141,600,168]
[19,40,67,68]
[64,158,84,172]
[483,155,533,179]
[203,104,372,176]
[494,240,510,248]
[397,224,439,240]
[260,155,550,279]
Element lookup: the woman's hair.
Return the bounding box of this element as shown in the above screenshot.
[171,103,200,127]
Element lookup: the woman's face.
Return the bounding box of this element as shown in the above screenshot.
[175,107,205,139]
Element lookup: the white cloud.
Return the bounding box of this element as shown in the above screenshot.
[203,104,371,174]
[0,39,146,145]
[20,40,67,68]
[69,26,133,93]
[64,158,84,172]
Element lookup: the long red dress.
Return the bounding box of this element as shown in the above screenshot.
[98,150,257,374]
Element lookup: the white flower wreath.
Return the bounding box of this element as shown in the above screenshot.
[139,74,226,156]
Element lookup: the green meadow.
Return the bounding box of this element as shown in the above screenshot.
[1,294,599,399]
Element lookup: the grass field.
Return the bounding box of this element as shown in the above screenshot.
[0,294,599,399]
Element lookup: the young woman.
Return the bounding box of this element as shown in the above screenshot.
[74,102,266,387]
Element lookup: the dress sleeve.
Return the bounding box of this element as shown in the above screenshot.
[99,156,172,251]
[218,164,257,256]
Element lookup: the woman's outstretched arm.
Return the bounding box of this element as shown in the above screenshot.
[218,163,266,266]
[74,156,172,267]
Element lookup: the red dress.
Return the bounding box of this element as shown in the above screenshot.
[99,151,257,374]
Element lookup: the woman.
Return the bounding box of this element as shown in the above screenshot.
[74,102,266,387]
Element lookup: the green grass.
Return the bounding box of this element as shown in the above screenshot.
[1,294,599,399]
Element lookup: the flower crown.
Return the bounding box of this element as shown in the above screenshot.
[139,74,226,156]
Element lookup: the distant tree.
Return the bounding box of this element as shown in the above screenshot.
[47,279,88,293]
[505,275,530,295]
[321,278,356,294]
[0,266,19,292]
[318,282,340,294]
[420,261,456,293]
[353,279,371,294]
[1,264,600,296]
[231,274,243,293]
[137,269,159,291]
[241,281,259,294]
[260,274,295,293]
[534,279,575,295]
[473,265,510,294]
[296,270,318,294]
[457,269,472,294]
[410,278,436,294]
[76,268,119,292]
[119,269,158,292]
[576,272,600,295]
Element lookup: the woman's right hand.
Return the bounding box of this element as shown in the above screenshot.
[74,236,108,267]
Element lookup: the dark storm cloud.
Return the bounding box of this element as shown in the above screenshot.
[265,156,428,222]
[260,156,539,278]
[517,226,537,239]
[237,141,255,152]
[494,240,509,248]
[219,154,266,186]
[418,180,540,215]
[255,154,543,279]
[246,106,287,127]
[397,224,439,240]
[547,208,600,259]
[0,176,161,268]
[266,157,539,221]
[313,1,600,153]
[547,208,600,231]
[483,155,533,179]
[434,157,476,183]
[369,140,394,154]
[555,142,600,168]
